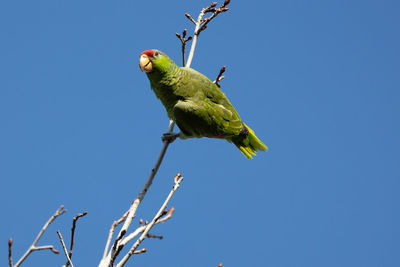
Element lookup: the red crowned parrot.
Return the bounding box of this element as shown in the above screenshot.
[139,49,267,158]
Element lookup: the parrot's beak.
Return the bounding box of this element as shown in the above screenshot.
[139,54,153,73]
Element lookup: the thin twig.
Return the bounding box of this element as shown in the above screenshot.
[101,207,175,267]
[57,231,74,267]
[66,211,88,267]
[102,210,129,260]
[186,1,230,67]
[133,248,147,254]
[214,66,226,87]
[119,207,174,247]
[116,173,184,267]
[176,29,193,66]
[8,239,13,267]
[13,205,65,267]
[199,1,230,33]
[147,233,163,240]
[185,13,196,24]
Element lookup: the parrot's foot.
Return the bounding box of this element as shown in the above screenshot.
[162,132,180,143]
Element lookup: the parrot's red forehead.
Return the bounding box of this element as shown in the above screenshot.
[140,50,155,57]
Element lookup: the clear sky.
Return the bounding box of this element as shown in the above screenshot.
[1,1,399,266]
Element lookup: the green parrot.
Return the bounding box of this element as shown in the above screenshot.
[139,49,267,158]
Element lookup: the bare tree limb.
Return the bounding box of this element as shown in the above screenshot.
[119,207,174,247]
[66,211,88,267]
[102,210,129,260]
[186,1,231,67]
[116,173,184,267]
[101,119,178,266]
[57,230,74,267]
[12,205,65,267]
[110,228,127,267]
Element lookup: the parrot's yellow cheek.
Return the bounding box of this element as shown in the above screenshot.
[139,54,153,73]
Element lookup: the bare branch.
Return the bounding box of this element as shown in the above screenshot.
[100,207,175,267]
[65,211,88,267]
[110,229,127,267]
[118,207,174,247]
[213,66,226,87]
[146,233,163,240]
[57,230,74,267]
[186,1,231,67]
[33,245,59,253]
[13,205,66,267]
[102,209,129,260]
[8,239,13,267]
[133,248,147,255]
[99,164,178,267]
[116,173,184,267]
[101,119,178,266]
[185,13,196,24]
[175,29,192,66]
[111,229,126,264]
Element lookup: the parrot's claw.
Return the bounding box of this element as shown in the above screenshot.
[162,132,180,143]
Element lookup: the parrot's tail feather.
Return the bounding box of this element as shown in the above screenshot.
[233,123,268,159]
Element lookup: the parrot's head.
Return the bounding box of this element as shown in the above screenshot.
[139,49,172,74]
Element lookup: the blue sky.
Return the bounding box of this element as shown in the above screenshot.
[1,0,399,266]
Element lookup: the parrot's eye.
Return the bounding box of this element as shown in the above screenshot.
[153,51,159,57]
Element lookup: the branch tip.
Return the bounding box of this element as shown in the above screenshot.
[133,248,147,254]
[147,233,163,240]
[8,238,13,267]
[185,13,196,24]
[174,172,183,183]
[168,207,175,216]
[66,210,88,267]
[214,66,227,87]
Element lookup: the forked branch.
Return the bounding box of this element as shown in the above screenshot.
[115,174,184,267]
[66,211,88,267]
[10,205,65,267]
[175,29,192,66]
[185,0,231,67]
[214,66,226,87]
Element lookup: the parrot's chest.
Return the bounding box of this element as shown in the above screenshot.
[151,81,182,119]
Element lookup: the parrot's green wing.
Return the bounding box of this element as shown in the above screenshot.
[174,67,243,138]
